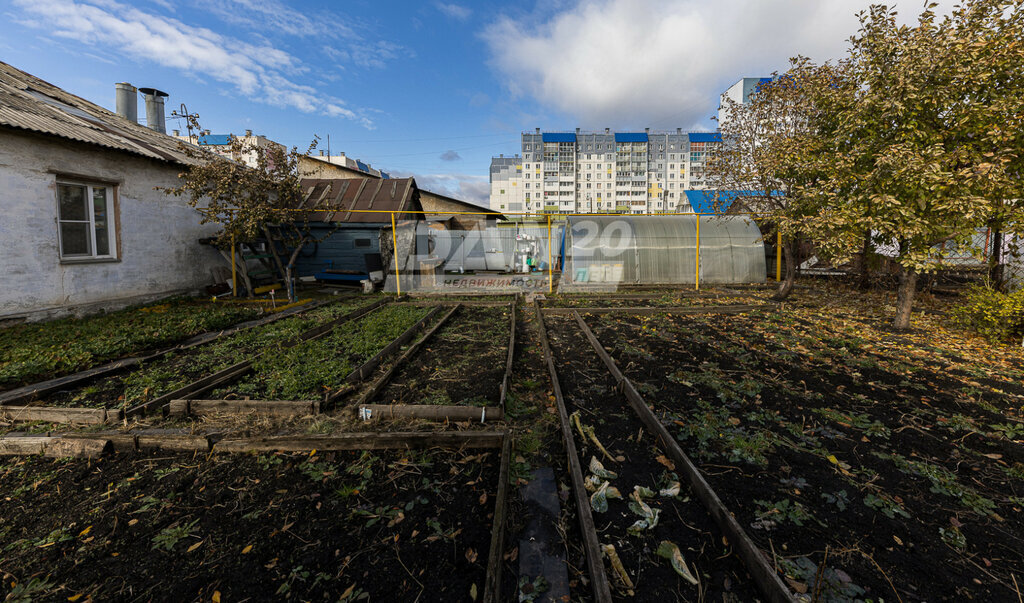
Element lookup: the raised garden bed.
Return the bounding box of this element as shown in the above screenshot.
[5,300,371,413]
[582,292,1024,601]
[0,445,503,601]
[543,314,760,601]
[213,305,433,402]
[371,306,512,408]
[0,298,263,391]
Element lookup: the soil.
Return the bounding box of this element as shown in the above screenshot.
[544,315,760,601]
[584,306,1024,602]
[375,306,512,407]
[0,448,499,602]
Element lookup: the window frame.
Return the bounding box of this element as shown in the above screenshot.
[56,178,119,263]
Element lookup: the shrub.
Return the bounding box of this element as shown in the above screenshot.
[950,285,1024,343]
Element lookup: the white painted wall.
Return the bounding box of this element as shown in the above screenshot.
[0,130,223,320]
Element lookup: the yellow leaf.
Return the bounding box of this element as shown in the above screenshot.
[68,595,83,602]
[826,455,839,465]
[212,591,221,603]
[339,585,355,599]
[78,526,92,537]
[242,545,253,554]
[187,541,203,553]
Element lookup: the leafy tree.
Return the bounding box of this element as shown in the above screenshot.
[708,58,840,300]
[162,117,321,301]
[802,0,1024,329]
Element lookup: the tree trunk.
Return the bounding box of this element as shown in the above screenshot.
[772,238,797,301]
[858,229,873,290]
[988,225,1005,292]
[284,237,309,303]
[894,266,918,330]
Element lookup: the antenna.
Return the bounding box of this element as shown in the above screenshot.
[170,103,200,140]
[327,134,331,159]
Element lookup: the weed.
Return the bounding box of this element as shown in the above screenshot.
[863,492,911,519]
[755,498,814,526]
[152,518,200,551]
[821,490,850,511]
[939,526,967,550]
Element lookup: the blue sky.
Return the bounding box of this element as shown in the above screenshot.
[1,0,938,203]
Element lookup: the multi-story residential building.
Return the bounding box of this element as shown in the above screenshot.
[489,128,721,215]
[717,77,773,126]
[171,129,285,169]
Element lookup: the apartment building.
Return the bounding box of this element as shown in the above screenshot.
[489,128,720,215]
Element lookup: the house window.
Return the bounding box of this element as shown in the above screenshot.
[354,239,371,248]
[57,180,116,260]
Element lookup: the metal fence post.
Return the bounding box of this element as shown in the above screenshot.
[547,214,553,294]
[391,211,401,295]
[777,229,782,282]
[231,231,237,297]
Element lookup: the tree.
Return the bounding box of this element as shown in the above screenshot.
[708,58,839,300]
[162,118,321,302]
[802,0,1024,329]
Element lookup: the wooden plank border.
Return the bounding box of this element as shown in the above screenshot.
[213,430,505,452]
[541,304,762,316]
[483,433,512,603]
[0,406,116,425]
[357,404,502,422]
[169,399,319,418]
[571,311,795,603]
[498,301,516,412]
[534,300,613,603]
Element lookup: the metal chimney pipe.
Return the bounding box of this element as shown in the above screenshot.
[138,87,169,134]
[115,83,137,123]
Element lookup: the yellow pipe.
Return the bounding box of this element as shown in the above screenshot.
[391,211,401,295]
[203,207,773,219]
[231,231,237,297]
[776,230,783,282]
[547,214,553,294]
[695,214,700,291]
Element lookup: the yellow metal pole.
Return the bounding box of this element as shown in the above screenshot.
[776,229,782,282]
[391,211,401,295]
[547,214,553,294]
[230,231,237,297]
[695,214,700,290]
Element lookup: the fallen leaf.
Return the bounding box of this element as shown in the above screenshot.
[128,519,138,527]
[339,585,355,600]
[187,541,203,553]
[470,583,478,601]
[67,595,83,602]
[241,545,253,554]
[479,492,488,505]
[466,548,478,563]
[893,535,903,546]
[78,526,92,537]
[655,455,675,470]
[212,591,221,603]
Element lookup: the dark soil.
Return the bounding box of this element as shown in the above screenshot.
[585,307,1024,602]
[544,315,760,601]
[375,306,512,407]
[0,448,498,602]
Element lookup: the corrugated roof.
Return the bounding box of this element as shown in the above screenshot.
[614,132,648,143]
[297,177,422,223]
[0,61,195,165]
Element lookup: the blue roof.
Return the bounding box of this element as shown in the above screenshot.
[197,134,232,146]
[614,132,648,143]
[684,190,779,213]
[688,132,721,143]
[542,132,576,143]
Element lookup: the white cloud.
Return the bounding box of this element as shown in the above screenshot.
[439,150,462,161]
[436,3,472,21]
[14,0,375,127]
[397,172,489,205]
[482,0,946,129]
[202,0,358,39]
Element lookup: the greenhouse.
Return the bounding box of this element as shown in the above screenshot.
[561,215,766,287]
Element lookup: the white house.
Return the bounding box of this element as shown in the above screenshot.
[0,62,222,321]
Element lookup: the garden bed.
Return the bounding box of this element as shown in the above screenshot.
[11,300,371,411]
[0,446,502,601]
[373,306,512,408]
[582,288,1024,601]
[544,315,758,601]
[213,305,432,402]
[0,298,262,391]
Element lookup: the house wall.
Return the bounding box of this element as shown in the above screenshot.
[291,223,384,279]
[0,130,223,320]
